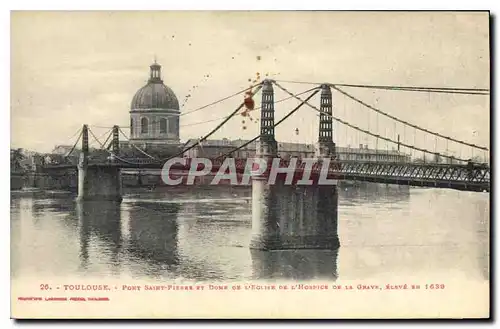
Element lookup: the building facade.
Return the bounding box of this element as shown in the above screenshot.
[183,139,411,163]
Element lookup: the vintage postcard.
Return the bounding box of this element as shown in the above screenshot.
[10,11,490,319]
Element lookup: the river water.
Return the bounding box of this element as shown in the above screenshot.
[10,185,489,283]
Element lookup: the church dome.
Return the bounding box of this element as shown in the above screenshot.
[131,62,180,110]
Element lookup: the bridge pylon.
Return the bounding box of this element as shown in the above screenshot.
[82,124,89,155]
[316,84,336,158]
[249,80,339,251]
[257,79,278,159]
[111,125,120,162]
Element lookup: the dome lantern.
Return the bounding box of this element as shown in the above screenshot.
[149,60,163,83]
[130,61,179,110]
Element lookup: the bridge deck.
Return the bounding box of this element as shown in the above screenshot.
[40,158,490,192]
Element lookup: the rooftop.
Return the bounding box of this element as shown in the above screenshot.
[182,139,406,155]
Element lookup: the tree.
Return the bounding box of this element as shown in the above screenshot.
[10,148,25,172]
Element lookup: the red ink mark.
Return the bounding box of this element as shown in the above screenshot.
[244,93,255,112]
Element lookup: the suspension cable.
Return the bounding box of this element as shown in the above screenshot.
[66,127,84,142]
[98,128,113,150]
[180,82,262,117]
[332,84,489,96]
[88,83,310,161]
[86,127,112,149]
[85,135,155,166]
[86,86,319,131]
[96,82,265,129]
[156,84,264,162]
[64,128,83,159]
[332,86,488,151]
[181,116,230,128]
[88,127,108,149]
[90,125,116,129]
[274,79,490,94]
[180,87,318,128]
[216,88,320,159]
[273,81,471,163]
[118,128,158,160]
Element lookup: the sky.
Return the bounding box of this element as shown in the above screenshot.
[10,11,490,159]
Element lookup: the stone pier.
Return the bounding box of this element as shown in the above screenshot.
[77,162,123,202]
[250,179,339,250]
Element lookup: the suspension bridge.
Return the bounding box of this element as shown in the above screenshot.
[40,79,490,196]
[26,77,490,250]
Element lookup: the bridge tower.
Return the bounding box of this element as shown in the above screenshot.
[76,124,122,202]
[317,84,336,158]
[314,83,339,250]
[258,79,278,160]
[111,125,120,162]
[111,125,120,160]
[250,80,339,251]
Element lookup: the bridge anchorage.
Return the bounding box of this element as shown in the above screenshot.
[48,78,489,251]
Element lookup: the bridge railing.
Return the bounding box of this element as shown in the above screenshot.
[86,156,490,189]
[38,155,489,191]
[115,156,489,177]
[333,160,490,184]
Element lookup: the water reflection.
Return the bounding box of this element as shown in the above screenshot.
[474,197,489,281]
[76,201,122,272]
[32,196,75,214]
[251,249,338,281]
[9,185,489,283]
[124,185,252,202]
[126,202,180,274]
[10,195,22,212]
